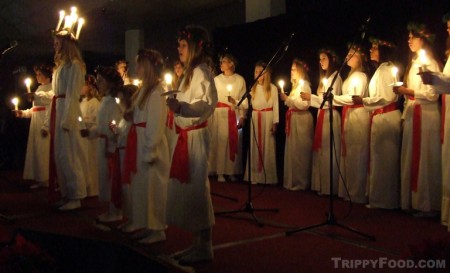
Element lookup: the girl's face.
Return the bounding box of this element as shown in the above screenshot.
[369,43,379,62]
[220,57,233,73]
[81,84,90,97]
[254,65,265,83]
[177,39,189,64]
[174,63,183,77]
[291,64,300,81]
[408,32,424,53]
[96,74,109,96]
[136,61,145,80]
[319,53,330,70]
[346,49,360,69]
[35,70,48,85]
[53,37,62,54]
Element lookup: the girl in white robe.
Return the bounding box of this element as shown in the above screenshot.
[16,64,53,189]
[166,25,217,264]
[80,75,100,197]
[244,61,279,185]
[394,23,441,217]
[354,39,401,209]
[122,50,170,244]
[209,53,246,181]
[280,59,313,190]
[302,49,342,195]
[333,47,370,204]
[45,32,88,210]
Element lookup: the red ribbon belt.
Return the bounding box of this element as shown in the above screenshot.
[367,102,398,174]
[122,122,146,184]
[285,108,302,136]
[411,104,421,192]
[166,110,174,129]
[341,104,363,157]
[32,106,46,112]
[253,108,273,172]
[216,102,238,162]
[169,121,208,183]
[48,95,65,204]
[442,95,446,144]
[312,108,337,152]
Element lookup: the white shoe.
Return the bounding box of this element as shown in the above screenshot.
[58,199,81,211]
[178,244,213,265]
[138,230,166,244]
[217,175,226,182]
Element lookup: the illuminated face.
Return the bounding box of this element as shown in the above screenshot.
[346,49,360,69]
[220,57,233,73]
[116,63,127,75]
[319,53,330,70]
[408,32,424,53]
[174,63,183,77]
[178,39,189,64]
[369,44,379,62]
[35,70,48,85]
[291,63,300,81]
[53,37,62,54]
[81,84,90,97]
[254,65,265,83]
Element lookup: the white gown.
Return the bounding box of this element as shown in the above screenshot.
[244,83,279,184]
[310,71,342,195]
[400,57,441,212]
[80,97,100,196]
[22,83,53,184]
[209,73,246,176]
[362,62,401,209]
[51,61,88,200]
[166,64,217,231]
[128,85,170,230]
[334,71,369,203]
[283,81,313,190]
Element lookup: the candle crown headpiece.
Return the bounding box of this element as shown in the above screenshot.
[407,22,435,44]
[53,7,85,40]
[369,37,396,49]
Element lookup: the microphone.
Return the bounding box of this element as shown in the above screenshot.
[284,32,295,52]
[12,66,27,74]
[1,40,18,55]
[360,17,371,40]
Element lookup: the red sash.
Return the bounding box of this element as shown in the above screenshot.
[122,122,146,184]
[312,108,337,152]
[411,103,421,192]
[169,121,208,183]
[341,105,363,157]
[166,110,174,129]
[216,102,238,161]
[253,108,273,172]
[285,109,302,136]
[367,102,398,173]
[48,95,65,204]
[442,95,446,144]
[32,106,46,112]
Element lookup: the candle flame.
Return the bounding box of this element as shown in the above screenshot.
[164,73,173,85]
[299,79,305,87]
[11,97,19,106]
[278,80,285,89]
[115,97,120,104]
[24,78,32,87]
[78,116,82,122]
[133,79,141,87]
[111,120,116,125]
[226,84,232,92]
[322,78,328,86]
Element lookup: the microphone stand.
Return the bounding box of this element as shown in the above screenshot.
[215,33,294,226]
[286,18,375,240]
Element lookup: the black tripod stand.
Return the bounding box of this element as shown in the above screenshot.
[286,17,374,240]
[215,33,296,226]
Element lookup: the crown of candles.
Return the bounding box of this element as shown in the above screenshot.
[54,7,85,40]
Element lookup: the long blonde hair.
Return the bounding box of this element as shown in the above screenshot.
[54,35,85,73]
[131,49,164,109]
[251,61,272,101]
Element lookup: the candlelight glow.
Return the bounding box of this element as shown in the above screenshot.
[75,18,84,39]
[24,78,32,93]
[164,73,173,85]
[133,79,141,87]
[278,80,285,89]
[56,10,65,31]
[78,116,83,122]
[226,84,232,95]
[11,97,19,110]
[111,120,116,125]
[299,79,305,87]
[418,49,428,65]
[391,66,399,83]
[115,97,120,104]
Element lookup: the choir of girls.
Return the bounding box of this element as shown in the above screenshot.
[11,12,450,265]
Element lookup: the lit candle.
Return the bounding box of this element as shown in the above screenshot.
[56,10,65,31]
[351,78,358,95]
[24,78,32,93]
[75,18,84,40]
[78,116,83,123]
[111,120,116,126]
[418,49,428,72]
[299,79,305,93]
[11,97,19,111]
[63,15,73,30]
[391,66,399,83]
[226,84,232,97]
[164,73,173,90]
[133,79,141,87]
[278,80,285,94]
[115,97,120,104]
[322,78,328,93]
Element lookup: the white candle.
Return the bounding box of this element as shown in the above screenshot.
[63,15,73,30]
[391,66,399,83]
[226,84,232,96]
[24,78,32,93]
[418,49,428,72]
[56,10,65,31]
[115,97,120,104]
[351,78,358,95]
[75,18,84,40]
[78,116,83,123]
[322,78,328,93]
[278,80,285,94]
[299,79,305,93]
[164,73,173,90]
[11,97,19,111]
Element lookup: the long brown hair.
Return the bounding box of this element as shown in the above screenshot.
[251,61,272,101]
[177,25,214,91]
[54,34,85,73]
[317,48,339,93]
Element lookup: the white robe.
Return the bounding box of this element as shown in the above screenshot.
[166,64,217,231]
[310,71,342,195]
[363,62,401,209]
[334,71,369,203]
[22,84,53,183]
[88,95,122,202]
[128,85,170,230]
[51,61,88,200]
[283,81,313,190]
[401,57,441,212]
[80,97,100,196]
[244,83,279,184]
[208,73,246,176]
